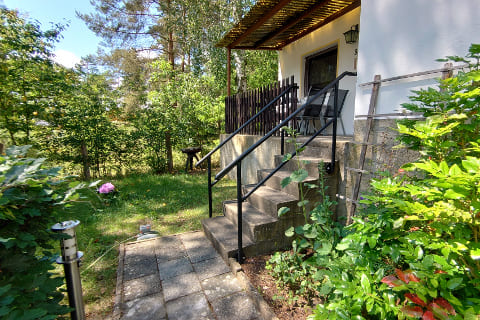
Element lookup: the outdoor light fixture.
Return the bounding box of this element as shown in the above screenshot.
[344,24,359,44]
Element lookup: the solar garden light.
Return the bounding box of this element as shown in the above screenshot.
[51,220,85,320]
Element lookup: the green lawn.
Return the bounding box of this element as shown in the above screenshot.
[57,171,236,318]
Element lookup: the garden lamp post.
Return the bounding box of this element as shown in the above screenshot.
[51,220,85,320]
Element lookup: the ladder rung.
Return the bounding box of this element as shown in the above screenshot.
[345,167,369,174]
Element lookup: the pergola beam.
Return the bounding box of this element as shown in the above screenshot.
[279,0,360,48]
[228,0,294,49]
[253,0,331,49]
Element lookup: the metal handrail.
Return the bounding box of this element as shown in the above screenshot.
[216,71,356,182]
[195,83,298,219]
[241,117,334,200]
[195,83,297,168]
[202,71,356,263]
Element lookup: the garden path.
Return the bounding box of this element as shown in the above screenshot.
[113,231,271,320]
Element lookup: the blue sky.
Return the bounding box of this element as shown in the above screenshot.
[3,0,101,67]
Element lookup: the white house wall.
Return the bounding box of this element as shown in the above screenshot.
[279,7,361,136]
[355,0,480,117]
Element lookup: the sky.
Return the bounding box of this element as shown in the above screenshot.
[2,0,102,68]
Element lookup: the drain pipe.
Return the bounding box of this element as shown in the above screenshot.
[51,220,85,320]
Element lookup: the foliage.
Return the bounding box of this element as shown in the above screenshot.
[268,45,480,320]
[0,8,64,145]
[309,44,480,320]
[1,3,278,176]
[36,65,123,179]
[0,145,85,320]
[134,59,224,173]
[267,128,343,305]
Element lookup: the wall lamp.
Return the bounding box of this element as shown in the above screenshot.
[344,24,359,44]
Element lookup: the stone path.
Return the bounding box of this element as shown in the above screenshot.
[113,231,272,320]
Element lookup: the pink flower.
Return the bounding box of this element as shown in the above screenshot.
[98,182,115,194]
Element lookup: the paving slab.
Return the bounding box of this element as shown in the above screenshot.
[123,245,157,281]
[120,293,166,320]
[165,292,215,320]
[115,231,271,320]
[211,291,261,320]
[123,274,161,302]
[181,232,221,263]
[158,257,193,280]
[201,273,243,301]
[193,256,231,281]
[155,243,188,263]
[162,272,202,302]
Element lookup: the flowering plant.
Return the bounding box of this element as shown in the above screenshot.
[97,182,118,205]
[98,182,115,194]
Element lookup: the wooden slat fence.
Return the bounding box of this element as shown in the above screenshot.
[225,76,298,136]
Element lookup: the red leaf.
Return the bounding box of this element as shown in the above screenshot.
[430,302,452,320]
[423,311,435,320]
[407,272,421,283]
[381,275,403,287]
[405,293,427,307]
[396,269,409,283]
[434,270,447,274]
[401,306,424,318]
[433,298,456,315]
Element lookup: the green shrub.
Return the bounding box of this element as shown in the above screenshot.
[0,145,84,319]
[269,45,480,320]
[309,44,480,320]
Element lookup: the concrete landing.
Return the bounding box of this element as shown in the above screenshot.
[113,231,274,320]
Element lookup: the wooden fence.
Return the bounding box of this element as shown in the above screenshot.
[225,76,298,136]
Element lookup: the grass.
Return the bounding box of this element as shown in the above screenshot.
[57,170,236,319]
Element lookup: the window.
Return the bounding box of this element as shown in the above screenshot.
[304,46,338,96]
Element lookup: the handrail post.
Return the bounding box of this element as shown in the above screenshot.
[208,157,213,218]
[281,128,285,155]
[236,161,244,263]
[329,83,339,174]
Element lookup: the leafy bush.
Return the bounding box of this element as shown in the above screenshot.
[267,130,344,305]
[0,145,84,319]
[311,45,480,320]
[269,45,480,320]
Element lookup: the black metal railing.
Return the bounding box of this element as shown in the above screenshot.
[197,71,357,263]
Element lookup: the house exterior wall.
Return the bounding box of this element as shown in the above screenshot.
[355,0,480,116]
[346,0,480,218]
[278,7,360,136]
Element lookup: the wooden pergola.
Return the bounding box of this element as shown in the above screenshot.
[217,0,360,95]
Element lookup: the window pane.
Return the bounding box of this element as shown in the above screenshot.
[306,48,337,94]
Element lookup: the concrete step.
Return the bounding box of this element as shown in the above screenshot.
[287,135,352,149]
[243,185,300,218]
[284,136,351,158]
[202,216,255,262]
[273,155,328,177]
[223,201,278,242]
[202,136,346,261]
[257,169,318,198]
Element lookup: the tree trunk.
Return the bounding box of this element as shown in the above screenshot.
[81,142,91,180]
[233,51,247,93]
[165,131,173,172]
[165,29,175,172]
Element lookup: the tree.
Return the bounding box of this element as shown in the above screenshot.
[79,0,278,172]
[0,8,65,146]
[38,63,121,179]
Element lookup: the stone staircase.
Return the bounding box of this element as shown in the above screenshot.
[202,137,349,262]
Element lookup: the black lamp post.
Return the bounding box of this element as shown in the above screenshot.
[344,24,359,44]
